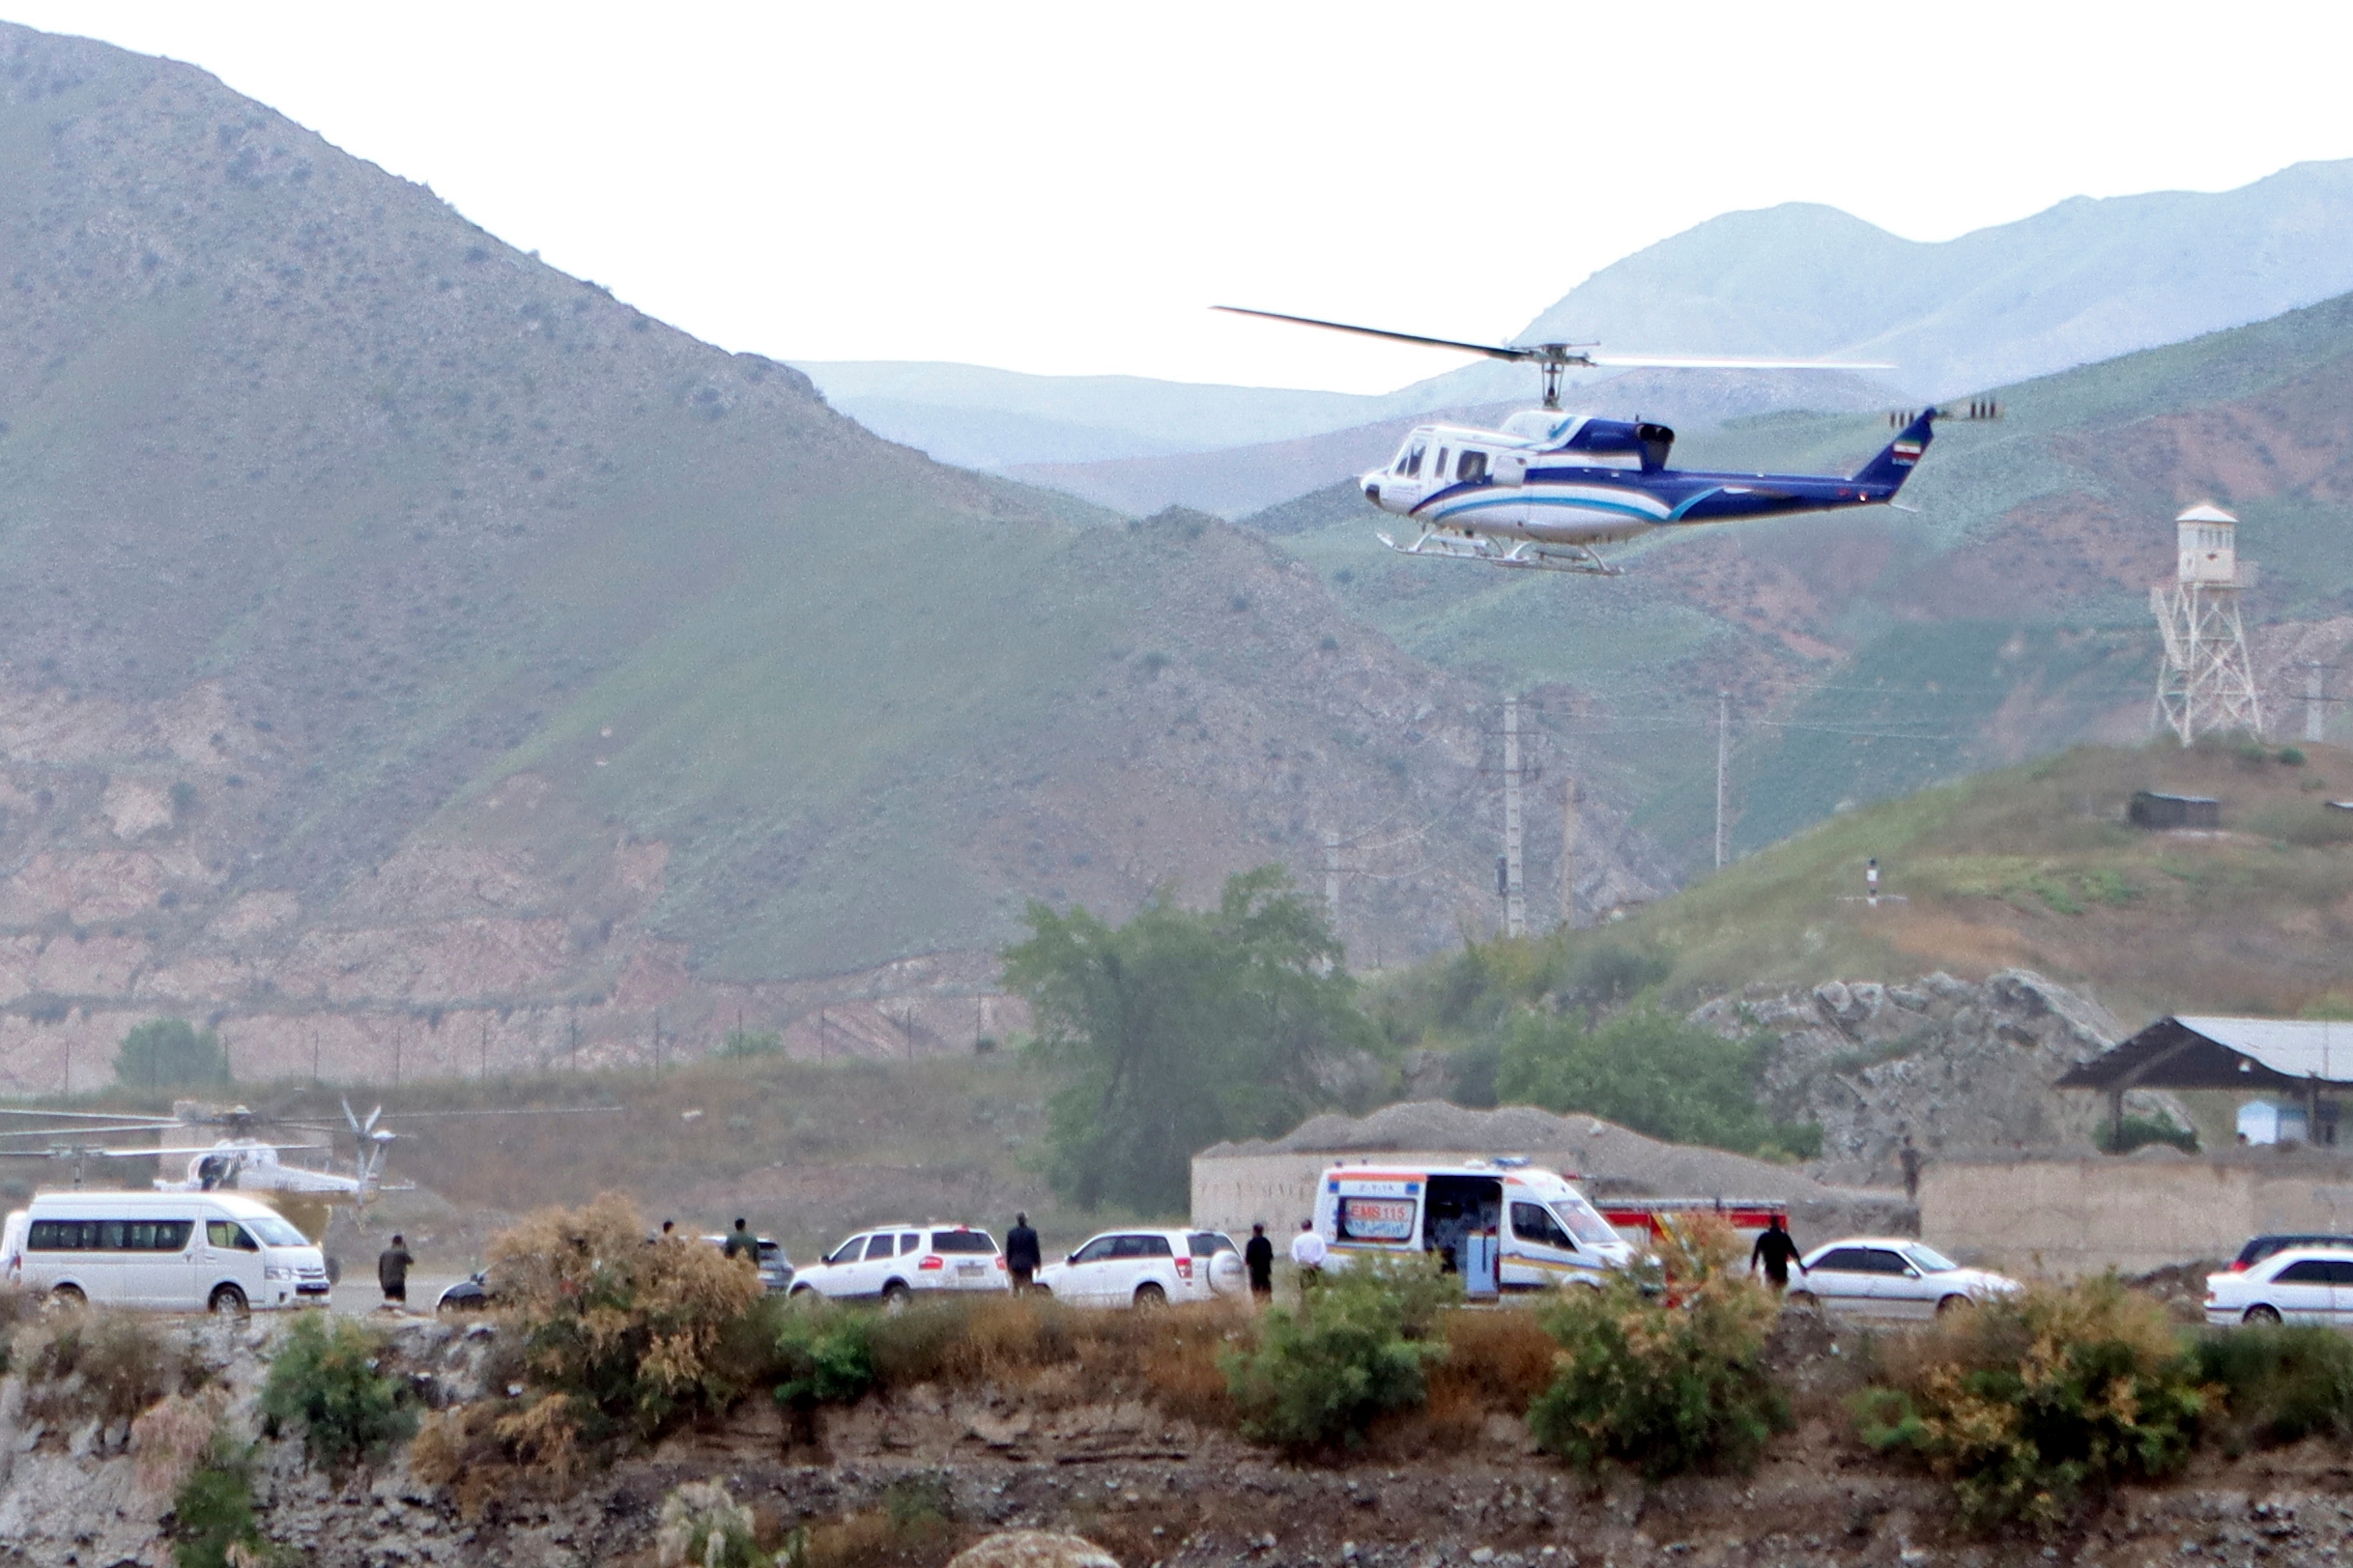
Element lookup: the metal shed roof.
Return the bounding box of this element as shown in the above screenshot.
[2056,1015,2353,1094]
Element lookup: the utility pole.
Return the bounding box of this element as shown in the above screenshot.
[652,1009,663,1079]
[1503,695,1525,938]
[2306,662,2329,744]
[567,1008,579,1074]
[1323,830,1341,926]
[479,1015,488,1081]
[1714,690,1731,870]
[818,1007,828,1065]
[1560,774,1579,930]
[311,1026,319,1087]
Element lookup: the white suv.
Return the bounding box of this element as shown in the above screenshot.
[1035,1228,1246,1307]
[789,1223,1008,1304]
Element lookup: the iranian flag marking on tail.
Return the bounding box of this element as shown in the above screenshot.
[1891,440,1923,466]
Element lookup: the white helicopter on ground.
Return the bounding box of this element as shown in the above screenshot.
[1216,306,1982,575]
[0,1098,403,1199]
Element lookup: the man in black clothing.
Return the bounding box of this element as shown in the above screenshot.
[1899,1135,1923,1202]
[1243,1222,1275,1302]
[721,1217,758,1264]
[377,1234,414,1310]
[1749,1214,1804,1295]
[1004,1212,1042,1293]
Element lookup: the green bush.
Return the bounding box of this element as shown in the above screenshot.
[115,1017,231,1089]
[171,1437,284,1568]
[1527,1228,1783,1478]
[1220,1259,1452,1452]
[2098,1110,2198,1155]
[2190,1325,2353,1446]
[773,1301,876,1410]
[716,1028,785,1059]
[258,1313,417,1473]
[1497,999,1821,1158]
[1855,1275,2206,1529]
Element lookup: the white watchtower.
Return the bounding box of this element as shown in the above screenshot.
[2151,502,2264,744]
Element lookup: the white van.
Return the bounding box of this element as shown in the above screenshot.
[1313,1159,1636,1291]
[20,1189,330,1312]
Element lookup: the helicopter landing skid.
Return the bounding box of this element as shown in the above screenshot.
[1376,530,1622,576]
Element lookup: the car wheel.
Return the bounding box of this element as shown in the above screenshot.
[2245,1303,2283,1326]
[209,1284,248,1317]
[1133,1282,1166,1308]
[47,1283,84,1307]
[881,1281,912,1311]
[789,1284,818,1302]
[1786,1290,1820,1312]
[1936,1294,1974,1317]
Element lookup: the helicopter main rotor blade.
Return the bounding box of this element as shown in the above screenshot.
[368,1105,623,1121]
[0,1108,177,1124]
[1213,306,1538,363]
[0,1123,203,1140]
[1586,353,1897,371]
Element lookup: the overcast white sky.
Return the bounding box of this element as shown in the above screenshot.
[8,1,2353,392]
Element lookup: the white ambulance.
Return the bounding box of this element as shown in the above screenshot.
[1312,1158,1635,1290]
[19,1189,330,1313]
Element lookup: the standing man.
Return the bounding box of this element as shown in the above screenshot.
[721,1217,758,1265]
[377,1233,414,1312]
[1244,1222,1275,1303]
[1899,1135,1923,1203]
[1289,1217,1327,1300]
[1005,1212,1042,1294]
[1748,1214,1804,1297]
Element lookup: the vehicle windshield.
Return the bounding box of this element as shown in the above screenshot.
[825,1236,865,1266]
[1905,1243,1961,1273]
[244,1213,310,1248]
[1552,1197,1621,1247]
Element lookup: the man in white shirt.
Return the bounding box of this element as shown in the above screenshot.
[1289,1217,1327,1299]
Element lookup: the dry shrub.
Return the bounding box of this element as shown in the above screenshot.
[18,1306,204,1427]
[857,1295,1251,1422]
[410,1394,582,1521]
[656,1478,760,1568]
[1856,1274,2206,1530]
[1435,1307,1561,1409]
[131,1388,226,1499]
[487,1193,764,1442]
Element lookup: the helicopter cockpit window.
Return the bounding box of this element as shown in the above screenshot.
[1434,447,1449,480]
[1405,443,1425,477]
[1457,449,1487,483]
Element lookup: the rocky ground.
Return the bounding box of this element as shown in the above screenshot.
[5,1312,2353,1568]
[1692,968,2183,1188]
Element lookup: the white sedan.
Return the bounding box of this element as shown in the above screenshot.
[1035,1228,1247,1307]
[2204,1247,2353,1326]
[1789,1238,2021,1319]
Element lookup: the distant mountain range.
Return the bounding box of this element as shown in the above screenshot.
[807,158,2353,514]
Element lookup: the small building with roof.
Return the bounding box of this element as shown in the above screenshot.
[2054,1014,2353,1147]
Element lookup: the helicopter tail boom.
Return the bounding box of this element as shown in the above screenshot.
[1851,409,1937,490]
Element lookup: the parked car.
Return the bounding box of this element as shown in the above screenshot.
[437,1269,497,1314]
[789,1224,1007,1304]
[2206,1246,2353,1326]
[702,1234,794,1294]
[1788,1238,2020,1319]
[1034,1228,1247,1307]
[2229,1234,2353,1273]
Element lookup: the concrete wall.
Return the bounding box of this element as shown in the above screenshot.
[1192,1149,1584,1240]
[1922,1154,2353,1276]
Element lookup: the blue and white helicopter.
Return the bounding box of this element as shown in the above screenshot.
[1218,306,1967,576]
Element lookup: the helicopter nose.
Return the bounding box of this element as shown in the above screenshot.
[1361,472,1384,508]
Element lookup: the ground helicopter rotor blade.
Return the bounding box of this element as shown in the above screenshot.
[0,1108,177,1124]
[1212,306,1539,363]
[1586,353,1897,371]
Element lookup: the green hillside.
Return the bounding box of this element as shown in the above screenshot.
[0,20,1545,1012]
[1439,740,2353,1028]
[1256,291,2353,877]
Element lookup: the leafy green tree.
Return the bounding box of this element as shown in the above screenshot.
[115,1018,231,1090]
[1002,866,1376,1212]
[1495,999,1817,1158]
